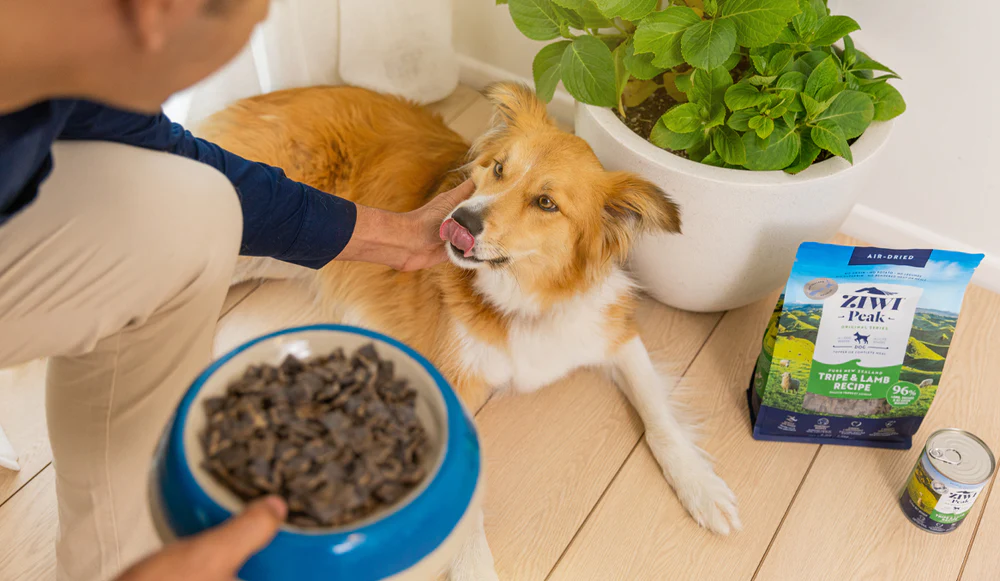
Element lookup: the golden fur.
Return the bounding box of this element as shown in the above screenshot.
[199,83,680,412]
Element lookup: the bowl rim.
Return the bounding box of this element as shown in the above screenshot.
[158,324,481,579]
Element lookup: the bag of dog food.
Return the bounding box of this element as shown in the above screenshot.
[748,242,984,449]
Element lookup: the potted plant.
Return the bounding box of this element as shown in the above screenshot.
[499,0,905,312]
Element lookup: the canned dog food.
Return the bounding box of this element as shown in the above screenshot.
[899,428,995,533]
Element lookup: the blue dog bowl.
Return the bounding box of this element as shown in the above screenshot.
[150,325,482,580]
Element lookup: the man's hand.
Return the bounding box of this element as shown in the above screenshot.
[116,497,286,581]
[337,179,476,271]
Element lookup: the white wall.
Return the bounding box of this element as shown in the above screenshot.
[164,0,341,127]
[453,1,999,290]
[828,1,998,289]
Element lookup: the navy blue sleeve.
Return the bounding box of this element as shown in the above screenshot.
[58,100,356,269]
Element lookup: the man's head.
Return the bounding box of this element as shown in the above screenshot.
[0,0,268,113]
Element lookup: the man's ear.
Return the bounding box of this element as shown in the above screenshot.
[483,82,554,131]
[125,0,202,52]
[601,172,682,264]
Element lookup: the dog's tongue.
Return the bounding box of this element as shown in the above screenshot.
[439,218,475,257]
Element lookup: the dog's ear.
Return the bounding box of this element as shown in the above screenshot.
[601,171,682,264]
[483,82,553,131]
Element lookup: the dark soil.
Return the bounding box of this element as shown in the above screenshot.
[615,87,680,143]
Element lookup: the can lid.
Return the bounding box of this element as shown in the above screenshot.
[927,429,996,485]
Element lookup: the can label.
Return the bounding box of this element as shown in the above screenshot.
[899,453,986,533]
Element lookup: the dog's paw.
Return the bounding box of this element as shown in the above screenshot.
[664,457,741,535]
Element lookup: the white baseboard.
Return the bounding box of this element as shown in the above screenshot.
[457,54,576,128]
[842,204,999,292]
[458,54,999,294]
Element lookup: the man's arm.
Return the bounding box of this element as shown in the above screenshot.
[59,100,358,269]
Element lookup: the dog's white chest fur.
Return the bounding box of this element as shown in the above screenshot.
[454,268,634,393]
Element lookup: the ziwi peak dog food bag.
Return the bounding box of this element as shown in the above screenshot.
[748,243,984,449]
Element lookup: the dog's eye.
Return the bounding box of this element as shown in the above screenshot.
[493,161,503,179]
[536,195,558,212]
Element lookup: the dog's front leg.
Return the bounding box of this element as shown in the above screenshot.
[446,508,500,581]
[610,336,741,534]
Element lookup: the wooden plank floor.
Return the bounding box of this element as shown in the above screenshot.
[1,86,998,581]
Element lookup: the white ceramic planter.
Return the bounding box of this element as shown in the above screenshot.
[575,103,893,313]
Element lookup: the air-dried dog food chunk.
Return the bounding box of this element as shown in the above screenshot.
[200,344,428,528]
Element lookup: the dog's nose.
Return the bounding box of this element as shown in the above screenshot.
[451,206,484,236]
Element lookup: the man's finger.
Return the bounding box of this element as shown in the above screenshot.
[194,496,286,576]
[434,178,475,207]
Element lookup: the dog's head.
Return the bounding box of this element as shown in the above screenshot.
[441,83,681,303]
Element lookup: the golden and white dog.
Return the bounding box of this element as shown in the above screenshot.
[200,83,740,580]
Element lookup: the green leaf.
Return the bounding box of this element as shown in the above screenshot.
[807,0,828,17]
[661,102,704,133]
[728,109,756,131]
[552,0,612,27]
[743,120,801,170]
[613,43,630,108]
[779,90,804,112]
[843,34,857,66]
[725,82,769,110]
[800,93,828,118]
[749,75,778,86]
[811,119,852,163]
[784,133,820,174]
[687,138,713,162]
[533,42,571,102]
[719,0,801,48]
[851,55,900,77]
[554,4,585,29]
[689,67,733,110]
[792,0,818,38]
[810,15,860,46]
[775,26,799,44]
[844,71,862,90]
[509,0,564,41]
[751,55,769,74]
[776,71,807,92]
[593,0,656,21]
[753,115,775,139]
[633,7,701,69]
[623,38,666,80]
[496,0,508,4]
[651,118,705,150]
[859,81,906,121]
[789,50,830,75]
[805,55,840,97]
[701,150,726,167]
[814,81,846,103]
[560,36,618,107]
[706,102,727,128]
[768,49,795,75]
[713,126,747,164]
[681,19,738,70]
[782,111,798,127]
[675,72,692,93]
[703,0,719,17]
